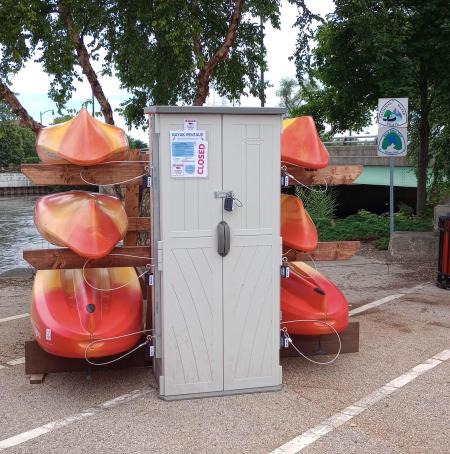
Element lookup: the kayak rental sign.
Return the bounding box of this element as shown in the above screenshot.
[377,98,408,157]
[170,130,208,178]
[378,98,408,128]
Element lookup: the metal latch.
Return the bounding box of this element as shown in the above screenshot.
[214,190,233,199]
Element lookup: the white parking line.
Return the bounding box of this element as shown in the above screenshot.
[349,283,430,316]
[271,348,450,453]
[0,388,153,451]
[0,313,29,324]
[6,357,25,366]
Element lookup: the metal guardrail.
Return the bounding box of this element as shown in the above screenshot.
[323,135,377,146]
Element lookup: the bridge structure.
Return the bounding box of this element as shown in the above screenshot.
[325,135,417,188]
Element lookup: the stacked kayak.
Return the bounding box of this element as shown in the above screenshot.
[282,116,329,169]
[281,194,318,252]
[30,109,143,359]
[32,268,143,358]
[35,191,128,259]
[36,108,128,165]
[281,262,348,335]
[280,116,348,336]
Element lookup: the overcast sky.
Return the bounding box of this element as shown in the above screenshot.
[9,1,340,140]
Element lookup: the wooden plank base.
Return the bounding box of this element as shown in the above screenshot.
[280,321,359,357]
[30,374,46,384]
[25,340,152,376]
[25,322,358,380]
[283,241,361,262]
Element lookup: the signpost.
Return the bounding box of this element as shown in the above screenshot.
[377,98,408,235]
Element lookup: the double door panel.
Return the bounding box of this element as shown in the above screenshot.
[158,114,281,397]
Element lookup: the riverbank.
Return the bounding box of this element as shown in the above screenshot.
[0,195,51,273]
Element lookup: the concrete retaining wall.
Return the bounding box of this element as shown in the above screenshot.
[0,173,51,196]
[0,173,33,188]
[388,231,438,262]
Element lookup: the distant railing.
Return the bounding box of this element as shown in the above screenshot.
[323,135,377,146]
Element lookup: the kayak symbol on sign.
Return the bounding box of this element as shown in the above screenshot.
[172,165,184,176]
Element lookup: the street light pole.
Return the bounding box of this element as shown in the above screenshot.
[39,109,54,126]
[259,15,265,107]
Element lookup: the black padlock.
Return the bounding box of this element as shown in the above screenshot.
[224,193,234,212]
[147,274,154,286]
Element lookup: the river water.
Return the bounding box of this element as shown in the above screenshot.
[0,196,54,273]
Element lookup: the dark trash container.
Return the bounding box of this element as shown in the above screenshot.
[437,215,450,289]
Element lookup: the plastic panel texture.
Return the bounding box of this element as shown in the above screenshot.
[157,114,224,396]
[154,111,282,398]
[222,115,282,390]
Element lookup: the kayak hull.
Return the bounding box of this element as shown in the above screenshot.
[281,262,349,335]
[282,116,329,169]
[31,268,143,358]
[281,194,318,252]
[36,108,128,166]
[34,191,128,259]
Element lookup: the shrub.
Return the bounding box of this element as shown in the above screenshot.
[296,187,338,223]
[316,209,433,250]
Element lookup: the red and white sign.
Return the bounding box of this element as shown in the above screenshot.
[170,130,208,178]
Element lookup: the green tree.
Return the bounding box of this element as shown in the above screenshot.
[0,1,319,131]
[102,0,283,127]
[127,135,147,150]
[276,78,302,114]
[294,0,450,215]
[0,0,114,127]
[0,122,37,167]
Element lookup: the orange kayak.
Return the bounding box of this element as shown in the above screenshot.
[282,116,329,169]
[281,194,318,252]
[34,191,128,259]
[36,108,128,166]
[281,262,349,335]
[31,267,143,358]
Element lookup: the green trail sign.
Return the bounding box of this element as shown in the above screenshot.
[377,127,407,157]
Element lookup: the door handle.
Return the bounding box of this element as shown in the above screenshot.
[217,221,230,257]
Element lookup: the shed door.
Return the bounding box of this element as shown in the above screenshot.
[222,115,282,391]
[158,114,224,396]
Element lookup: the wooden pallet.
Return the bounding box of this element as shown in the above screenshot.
[283,241,361,262]
[25,339,152,383]
[280,321,359,357]
[26,320,359,384]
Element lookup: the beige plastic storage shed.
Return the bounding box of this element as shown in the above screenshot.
[145,106,284,400]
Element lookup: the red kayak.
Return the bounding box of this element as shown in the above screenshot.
[36,108,129,166]
[34,191,128,259]
[282,116,329,169]
[31,267,143,358]
[281,194,318,252]
[281,262,349,335]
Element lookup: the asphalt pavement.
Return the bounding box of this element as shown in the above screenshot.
[0,255,449,453]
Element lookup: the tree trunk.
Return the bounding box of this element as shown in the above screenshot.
[0,81,42,133]
[59,3,115,125]
[416,74,430,217]
[192,0,243,106]
[193,70,210,106]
